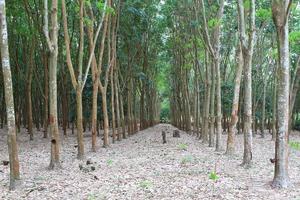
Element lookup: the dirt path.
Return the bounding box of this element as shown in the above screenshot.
[0,124,300,200]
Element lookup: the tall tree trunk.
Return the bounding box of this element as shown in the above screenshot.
[27,44,34,140]
[271,0,292,188]
[209,60,215,147]
[261,81,266,138]
[76,88,84,159]
[272,62,278,141]
[44,0,60,169]
[111,66,116,143]
[43,53,49,138]
[0,0,21,189]
[226,45,243,155]
[101,88,109,147]
[115,67,121,141]
[238,0,255,168]
[203,51,210,143]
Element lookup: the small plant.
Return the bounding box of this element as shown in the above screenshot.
[289,141,300,151]
[87,194,97,200]
[209,171,219,181]
[209,162,220,182]
[181,155,194,164]
[139,180,153,189]
[107,159,113,166]
[178,143,188,151]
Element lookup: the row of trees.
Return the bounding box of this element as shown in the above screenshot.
[1,0,164,190]
[167,0,299,188]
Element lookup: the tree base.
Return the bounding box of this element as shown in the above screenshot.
[225,148,235,155]
[240,162,252,169]
[271,177,292,189]
[9,178,22,191]
[48,161,62,170]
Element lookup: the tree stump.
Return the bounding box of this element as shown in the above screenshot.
[173,130,180,138]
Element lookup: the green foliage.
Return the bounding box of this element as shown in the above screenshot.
[87,194,97,200]
[290,31,300,44]
[244,0,251,10]
[107,159,113,166]
[178,143,188,151]
[96,1,105,11]
[208,18,221,29]
[256,8,272,21]
[139,180,153,189]
[181,155,194,164]
[84,17,93,27]
[289,141,300,151]
[209,171,219,181]
[294,118,300,131]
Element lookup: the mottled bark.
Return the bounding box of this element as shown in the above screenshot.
[237,0,255,168]
[271,0,292,188]
[0,0,21,189]
[44,0,60,169]
[226,45,243,155]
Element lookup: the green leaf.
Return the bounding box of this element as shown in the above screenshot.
[244,0,250,10]
[208,18,220,29]
[209,171,219,181]
[256,8,272,21]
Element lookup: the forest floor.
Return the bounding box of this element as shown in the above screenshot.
[0,124,300,200]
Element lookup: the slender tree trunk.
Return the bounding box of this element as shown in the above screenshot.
[111,67,116,143]
[226,45,243,155]
[238,0,255,168]
[76,88,84,159]
[120,92,126,139]
[91,80,98,151]
[209,61,215,147]
[27,44,34,141]
[203,51,210,143]
[115,68,121,141]
[272,65,278,141]
[271,0,292,188]
[62,72,68,136]
[44,0,61,170]
[261,81,266,138]
[0,1,21,189]
[43,54,49,138]
[101,88,109,147]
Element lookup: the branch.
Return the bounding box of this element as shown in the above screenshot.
[199,0,215,56]
[237,0,247,50]
[61,0,77,89]
[284,0,293,25]
[248,0,256,49]
[43,0,53,52]
[81,0,108,92]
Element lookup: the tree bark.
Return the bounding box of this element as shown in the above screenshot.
[271,0,292,188]
[226,44,243,155]
[237,0,255,168]
[0,0,21,189]
[44,0,61,170]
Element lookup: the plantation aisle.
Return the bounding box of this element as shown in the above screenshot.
[1,124,300,200]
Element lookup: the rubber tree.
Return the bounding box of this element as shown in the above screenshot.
[0,0,20,189]
[226,44,243,155]
[43,0,60,169]
[237,0,256,168]
[198,0,224,150]
[271,0,292,188]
